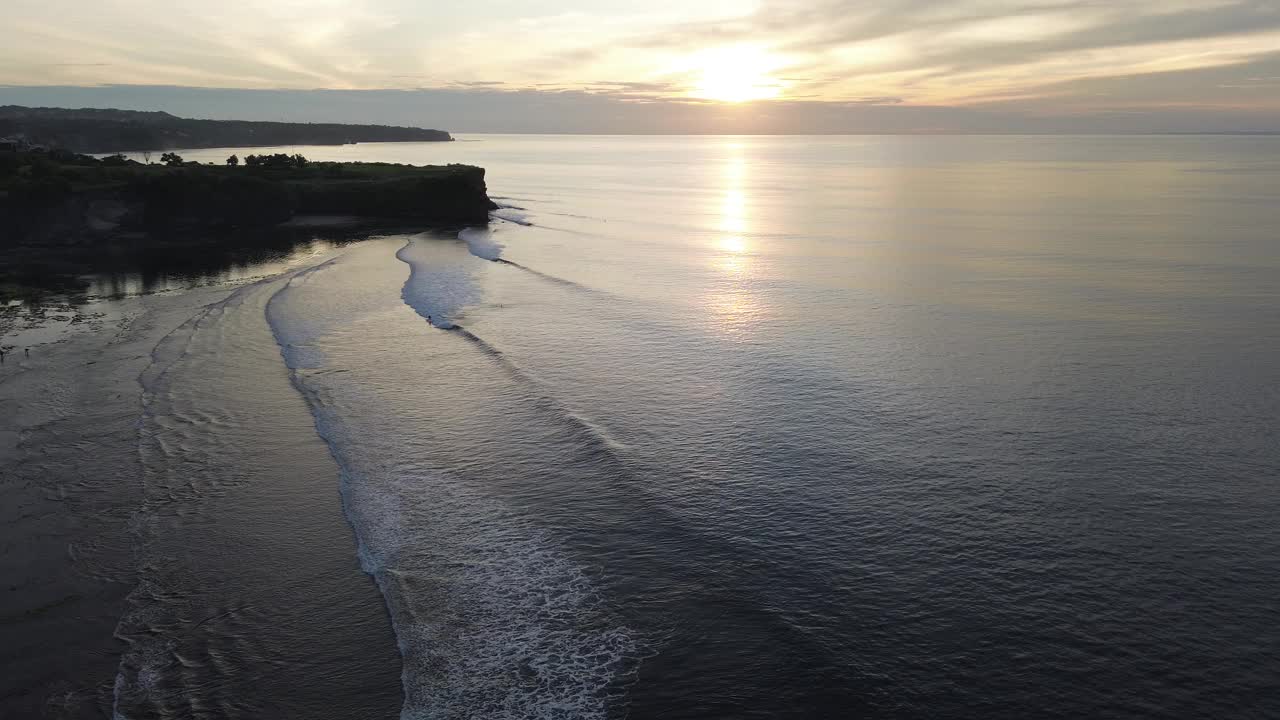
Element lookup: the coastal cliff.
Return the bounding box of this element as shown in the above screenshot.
[2,150,495,233]
[0,106,452,153]
[0,149,496,298]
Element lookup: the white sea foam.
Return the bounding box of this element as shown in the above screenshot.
[492,207,534,226]
[335,455,638,720]
[265,249,639,719]
[396,237,481,328]
[265,260,340,368]
[461,227,504,261]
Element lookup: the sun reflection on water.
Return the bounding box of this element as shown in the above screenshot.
[719,235,747,254]
[719,190,747,234]
[705,143,766,337]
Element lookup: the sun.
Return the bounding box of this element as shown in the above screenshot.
[691,46,783,103]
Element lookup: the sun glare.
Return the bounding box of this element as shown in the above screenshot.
[692,46,783,103]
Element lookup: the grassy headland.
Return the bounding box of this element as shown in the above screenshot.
[0,149,496,300]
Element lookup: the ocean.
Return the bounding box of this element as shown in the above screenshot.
[2,135,1278,719]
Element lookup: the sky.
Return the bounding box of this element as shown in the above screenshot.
[2,0,1279,132]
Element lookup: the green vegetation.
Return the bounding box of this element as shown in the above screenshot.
[1,149,496,242]
[244,153,308,168]
[0,148,496,301]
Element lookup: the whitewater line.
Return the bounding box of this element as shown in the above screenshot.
[269,243,641,719]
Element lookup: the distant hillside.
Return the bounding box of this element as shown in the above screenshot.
[0,106,453,153]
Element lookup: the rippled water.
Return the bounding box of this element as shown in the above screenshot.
[120,135,1280,717]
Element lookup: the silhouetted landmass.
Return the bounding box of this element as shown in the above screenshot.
[0,106,452,153]
[0,149,494,299]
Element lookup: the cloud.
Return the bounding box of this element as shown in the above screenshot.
[605,0,1280,105]
[840,97,905,106]
[0,1,1277,128]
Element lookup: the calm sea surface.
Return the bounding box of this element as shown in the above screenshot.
[105,135,1280,717]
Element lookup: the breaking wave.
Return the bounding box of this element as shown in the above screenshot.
[396,236,481,328]
[265,244,640,720]
[461,227,504,261]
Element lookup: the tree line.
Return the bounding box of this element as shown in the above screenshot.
[232,153,310,168]
[133,152,312,168]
